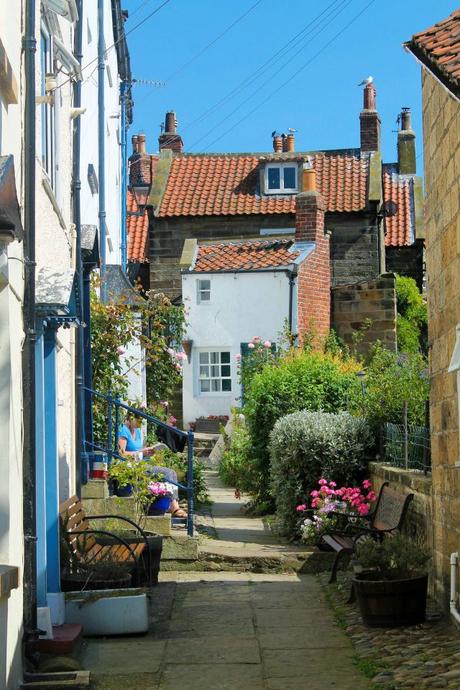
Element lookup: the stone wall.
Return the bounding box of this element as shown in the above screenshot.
[369,463,433,590]
[149,211,381,300]
[422,71,460,607]
[332,274,397,353]
[386,240,425,290]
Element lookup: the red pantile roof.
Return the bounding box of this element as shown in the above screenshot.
[406,9,460,96]
[127,189,149,262]
[382,166,414,247]
[157,153,370,218]
[193,238,300,272]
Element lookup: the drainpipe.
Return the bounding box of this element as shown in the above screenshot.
[23,0,38,644]
[287,266,297,334]
[98,0,107,300]
[73,0,86,490]
[450,553,460,624]
[120,79,127,271]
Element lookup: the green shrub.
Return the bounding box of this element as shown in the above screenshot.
[396,275,427,354]
[348,343,429,434]
[269,410,372,536]
[243,351,362,505]
[219,415,255,493]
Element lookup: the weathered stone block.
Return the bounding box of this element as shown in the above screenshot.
[81,480,109,500]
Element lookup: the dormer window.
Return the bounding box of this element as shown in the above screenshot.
[265,163,298,194]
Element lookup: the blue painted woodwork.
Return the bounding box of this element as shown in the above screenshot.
[44,327,60,593]
[120,79,128,271]
[35,328,47,608]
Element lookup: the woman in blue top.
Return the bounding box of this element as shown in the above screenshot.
[118,413,187,518]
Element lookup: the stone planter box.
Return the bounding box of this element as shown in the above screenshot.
[65,588,149,635]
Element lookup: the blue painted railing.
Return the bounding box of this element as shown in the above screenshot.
[84,387,194,536]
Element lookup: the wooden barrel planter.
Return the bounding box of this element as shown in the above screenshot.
[353,573,428,627]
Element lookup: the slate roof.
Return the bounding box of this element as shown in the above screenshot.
[157,152,369,218]
[382,166,415,247]
[405,9,460,98]
[127,189,149,262]
[193,238,300,272]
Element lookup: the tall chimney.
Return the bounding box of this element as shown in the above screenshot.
[159,110,183,154]
[128,132,152,186]
[295,161,330,345]
[397,107,416,174]
[131,134,138,154]
[360,82,381,152]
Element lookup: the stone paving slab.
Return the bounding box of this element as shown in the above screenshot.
[158,663,265,690]
[164,634,260,664]
[81,638,166,674]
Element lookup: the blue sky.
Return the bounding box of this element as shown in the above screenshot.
[122,0,456,167]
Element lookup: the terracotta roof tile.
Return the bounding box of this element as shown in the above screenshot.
[382,165,414,247]
[407,9,460,94]
[193,238,300,272]
[157,153,369,218]
[127,189,149,262]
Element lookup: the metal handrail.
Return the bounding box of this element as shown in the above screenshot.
[84,386,194,536]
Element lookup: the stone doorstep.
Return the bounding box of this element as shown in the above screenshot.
[32,624,83,655]
[82,497,172,536]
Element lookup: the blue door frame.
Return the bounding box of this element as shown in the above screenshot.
[35,323,61,605]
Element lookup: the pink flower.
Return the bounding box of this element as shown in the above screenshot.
[248,343,255,350]
[328,481,337,488]
[160,400,169,408]
[296,504,307,512]
[358,503,370,516]
[367,491,377,502]
[139,401,147,409]
[176,363,183,372]
[176,351,187,361]
[310,490,319,497]
[311,498,320,509]
[263,340,272,348]
[116,346,126,355]
[318,478,328,486]
[252,336,261,343]
[168,415,177,425]
[235,354,242,361]
[362,479,372,489]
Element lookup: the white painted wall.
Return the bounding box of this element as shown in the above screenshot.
[0,2,25,685]
[80,0,122,265]
[182,271,291,426]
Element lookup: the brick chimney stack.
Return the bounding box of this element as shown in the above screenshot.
[273,134,283,152]
[128,133,152,186]
[159,110,183,154]
[360,82,381,152]
[397,107,416,174]
[295,161,331,344]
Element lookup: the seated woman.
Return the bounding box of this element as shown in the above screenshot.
[118,413,187,518]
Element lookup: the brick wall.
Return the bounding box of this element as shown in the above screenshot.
[332,274,397,354]
[295,190,331,342]
[423,72,460,607]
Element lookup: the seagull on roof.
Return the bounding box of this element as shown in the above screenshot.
[358,76,373,86]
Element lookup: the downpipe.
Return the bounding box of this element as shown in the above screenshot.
[450,552,460,624]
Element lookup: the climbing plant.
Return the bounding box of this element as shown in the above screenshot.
[395,275,427,354]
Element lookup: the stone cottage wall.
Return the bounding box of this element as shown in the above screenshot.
[332,274,397,354]
[423,71,460,607]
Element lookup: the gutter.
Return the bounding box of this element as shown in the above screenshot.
[22,0,38,648]
[288,265,297,333]
[73,0,86,490]
[98,0,107,300]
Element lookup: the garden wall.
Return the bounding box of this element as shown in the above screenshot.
[332,274,397,354]
[369,462,434,592]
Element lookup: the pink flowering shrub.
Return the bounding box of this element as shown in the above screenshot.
[298,478,377,543]
[237,335,277,395]
[147,480,174,499]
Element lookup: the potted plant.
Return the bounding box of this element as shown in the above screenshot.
[146,479,174,515]
[352,534,430,627]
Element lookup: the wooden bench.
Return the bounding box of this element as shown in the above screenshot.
[322,482,414,584]
[60,495,162,586]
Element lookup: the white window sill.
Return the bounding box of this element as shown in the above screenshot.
[264,189,298,195]
[0,565,19,598]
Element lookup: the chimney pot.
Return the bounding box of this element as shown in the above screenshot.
[132,134,138,154]
[165,111,177,134]
[302,165,316,192]
[285,134,295,152]
[138,133,146,154]
[397,107,416,174]
[401,107,412,131]
[273,135,283,153]
[360,81,380,151]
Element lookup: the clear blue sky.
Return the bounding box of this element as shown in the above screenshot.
[122,0,456,167]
